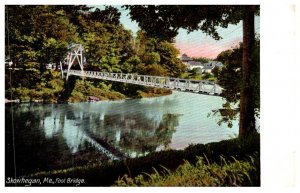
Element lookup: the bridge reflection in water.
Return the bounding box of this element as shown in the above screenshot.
[6,92,238,177]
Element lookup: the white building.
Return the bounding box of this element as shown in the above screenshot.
[202,61,223,73]
[179,54,223,73]
[185,61,204,71]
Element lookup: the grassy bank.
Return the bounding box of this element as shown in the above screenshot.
[115,154,258,186]
[24,133,260,187]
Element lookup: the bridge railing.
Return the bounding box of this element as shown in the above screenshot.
[64,70,222,95]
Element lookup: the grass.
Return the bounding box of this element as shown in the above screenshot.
[115,154,258,186]
[22,133,259,187]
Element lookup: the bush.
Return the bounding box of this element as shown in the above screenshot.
[68,90,86,102]
[202,72,214,80]
[11,87,31,101]
[68,79,125,102]
[115,155,258,186]
[7,70,64,103]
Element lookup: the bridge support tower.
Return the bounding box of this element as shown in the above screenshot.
[64,44,85,80]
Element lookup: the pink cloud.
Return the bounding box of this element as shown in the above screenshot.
[175,38,242,59]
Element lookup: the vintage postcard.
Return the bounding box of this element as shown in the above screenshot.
[5,4,261,187]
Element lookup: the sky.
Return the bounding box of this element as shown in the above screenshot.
[115,5,260,59]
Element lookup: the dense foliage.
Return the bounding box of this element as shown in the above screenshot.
[5,5,184,102]
[212,41,260,128]
[132,30,185,77]
[124,5,248,41]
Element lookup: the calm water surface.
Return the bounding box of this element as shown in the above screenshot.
[5,91,238,177]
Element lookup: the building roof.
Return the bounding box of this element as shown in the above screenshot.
[210,61,224,67]
[180,53,192,61]
[202,61,224,70]
[187,61,203,66]
[203,65,214,70]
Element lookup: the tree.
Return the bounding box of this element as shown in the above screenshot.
[156,41,185,77]
[53,5,91,23]
[89,6,121,25]
[125,5,260,138]
[5,5,79,88]
[123,55,141,73]
[5,5,134,101]
[213,40,259,130]
[211,66,220,78]
[193,57,210,64]
[214,44,243,128]
[143,52,161,65]
[240,6,257,137]
[216,43,243,104]
[133,30,185,77]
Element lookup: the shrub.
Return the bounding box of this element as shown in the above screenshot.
[12,87,31,101]
[68,79,125,102]
[68,91,86,102]
[202,72,214,80]
[115,155,257,186]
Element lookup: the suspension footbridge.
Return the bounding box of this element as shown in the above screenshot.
[60,43,222,96]
[66,70,222,95]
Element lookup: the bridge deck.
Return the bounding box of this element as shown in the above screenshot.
[65,70,222,95]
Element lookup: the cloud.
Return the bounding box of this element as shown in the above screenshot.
[175,37,242,59]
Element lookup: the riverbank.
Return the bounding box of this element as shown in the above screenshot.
[5,87,172,104]
[22,133,259,187]
[6,75,173,104]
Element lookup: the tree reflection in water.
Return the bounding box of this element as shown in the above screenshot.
[83,112,180,157]
[5,101,180,177]
[6,92,240,178]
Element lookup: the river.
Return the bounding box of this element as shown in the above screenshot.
[5,91,239,177]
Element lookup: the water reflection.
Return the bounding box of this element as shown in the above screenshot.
[5,92,239,177]
[6,100,180,176]
[41,104,180,157]
[88,113,180,157]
